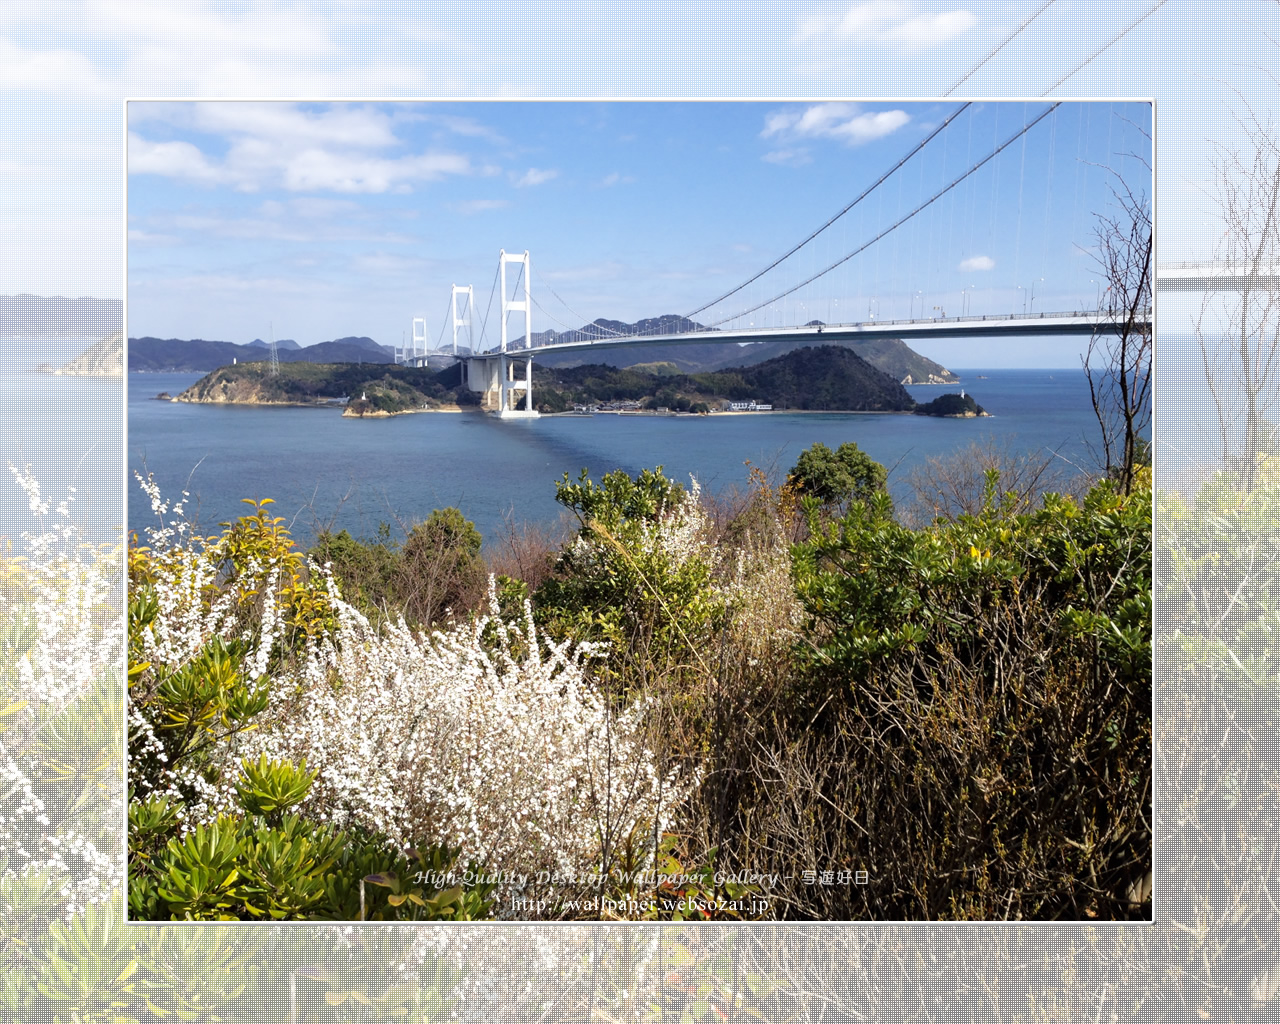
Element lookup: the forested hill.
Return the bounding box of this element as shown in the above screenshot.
[172,360,474,415]
[704,345,918,410]
[534,331,959,384]
[167,343,968,418]
[535,345,918,412]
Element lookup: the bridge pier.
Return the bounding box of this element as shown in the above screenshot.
[499,352,537,418]
[462,352,539,418]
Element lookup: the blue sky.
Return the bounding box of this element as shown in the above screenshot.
[126,99,1150,368]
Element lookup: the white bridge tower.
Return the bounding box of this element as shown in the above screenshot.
[497,249,537,417]
[452,284,473,355]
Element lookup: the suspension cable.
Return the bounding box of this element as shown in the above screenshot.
[709,102,1062,328]
[532,269,631,339]
[476,260,501,351]
[943,0,1058,96]
[435,301,451,352]
[685,102,973,320]
[507,260,527,346]
[1040,0,1170,95]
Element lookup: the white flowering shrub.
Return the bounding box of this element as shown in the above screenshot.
[0,465,124,927]
[128,474,696,918]
[229,580,693,900]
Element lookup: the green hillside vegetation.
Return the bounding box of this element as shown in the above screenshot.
[535,345,918,412]
[914,392,988,417]
[176,346,973,418]
[53,330,123,376]
[623,360,683,376]
[176,360,478,412]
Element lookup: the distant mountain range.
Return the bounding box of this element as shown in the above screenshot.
[130,317,957,384]
[129,336,396,372]
[529,317,959,384]
[246,337,303,351]
[0,295,122,339]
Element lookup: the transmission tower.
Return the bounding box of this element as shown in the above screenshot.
[268,321,279,376]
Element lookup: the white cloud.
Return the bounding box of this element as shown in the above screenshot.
[128,132,223,184]
[422,113,509,144]
[513,167,558,187]
[958,255,995,272]
[539,260,626,283]
[127,228,178,245]
[352,250,419,275]
[761,147,813,166]
[189,103,401,150]
[131,270,317,297]
[0,38,106,94]
[155,201,416,245]
[762,103,910,147]
[794,1,975,49]
[599,172,635,187]
[281,148,470,193]
[455,199,510,214]
[77,0,455,96]
[128,103,475,194]
[879,8,975,46]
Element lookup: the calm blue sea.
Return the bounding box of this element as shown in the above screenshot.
[127,366,1109,549]
[1,341,123,553]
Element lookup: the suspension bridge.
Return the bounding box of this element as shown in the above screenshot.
[402,102,1155,418]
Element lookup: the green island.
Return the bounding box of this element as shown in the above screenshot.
[171,343,986,417]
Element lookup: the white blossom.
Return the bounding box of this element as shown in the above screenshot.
[129,476,699,908]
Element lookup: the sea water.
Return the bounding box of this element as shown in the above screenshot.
[1,341,122,553]
[127,367,1106,549]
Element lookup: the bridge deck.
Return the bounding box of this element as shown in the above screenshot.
[484,310,1148,356]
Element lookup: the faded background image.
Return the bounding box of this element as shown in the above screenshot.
[0,0,1275,1019]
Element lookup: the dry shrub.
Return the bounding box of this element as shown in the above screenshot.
[484,508,573,594]
[901,437,1091,528]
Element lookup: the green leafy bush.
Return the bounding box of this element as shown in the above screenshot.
[786,440,888,513]
[309,508,487,628]
[308,525,400,617]
[235,753,318,822]
[534,467,726,693]
[130,803,498,922]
